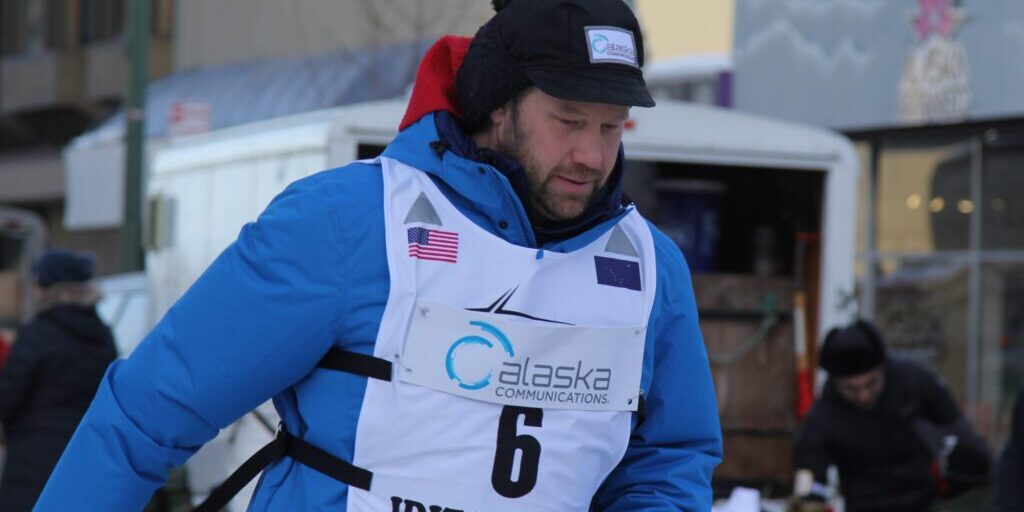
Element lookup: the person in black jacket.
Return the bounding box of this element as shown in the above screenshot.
[796,319,988,512]
[993,389,1024,511]
[0,249,117,511]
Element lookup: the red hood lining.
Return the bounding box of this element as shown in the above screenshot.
[398,35,472,131]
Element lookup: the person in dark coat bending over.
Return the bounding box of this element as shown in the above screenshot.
[0,249,117,511]
[795,319,986,512]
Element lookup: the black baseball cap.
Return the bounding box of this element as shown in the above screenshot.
[503,0,654,107]
[456,0,654,131]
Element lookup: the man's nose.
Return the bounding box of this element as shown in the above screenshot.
[570,129,604,171]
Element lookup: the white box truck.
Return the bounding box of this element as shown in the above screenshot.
[144,97,860,505]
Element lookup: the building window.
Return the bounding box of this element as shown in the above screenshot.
[855,128,1024,446]
[2,0,82,54]
[1,0,29,55]
[875,139,974,253]
[81,0,125,44]
[0,0,172,54]
[981,262,1024,447]
[152,0,173,39]
[80,0,173,44]
[982,142,1024,250]
[44,0,75,50]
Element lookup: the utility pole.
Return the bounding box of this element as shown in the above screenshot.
[121,0,150,272]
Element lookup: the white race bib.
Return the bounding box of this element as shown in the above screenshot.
[346,156,658,511]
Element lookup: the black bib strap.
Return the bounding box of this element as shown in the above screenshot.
[193,350,387,511]
[193,428,372,512]
[285,429,372,490]
[634,394,647,430]
[317,348,393,381]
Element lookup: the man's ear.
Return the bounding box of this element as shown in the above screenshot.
[489,104,509,130]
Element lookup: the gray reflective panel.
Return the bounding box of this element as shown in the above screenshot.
[404,192,442,226]
[605,225,639,257]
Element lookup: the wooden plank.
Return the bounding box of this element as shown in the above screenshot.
[702,319,796,430]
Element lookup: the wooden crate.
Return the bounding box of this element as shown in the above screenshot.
[693,273,797,488]
[0,270,20,322]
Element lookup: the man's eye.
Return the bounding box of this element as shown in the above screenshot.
[559,118,582,127]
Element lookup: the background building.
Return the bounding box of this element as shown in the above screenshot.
[733,0,1024,447]
[636,0,735,106]
[0,0,175,274]
[637,0,734,60]
[0,0,491,276]
[174,0,488,70]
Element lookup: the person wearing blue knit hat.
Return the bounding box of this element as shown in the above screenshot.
[31,248,96,289]
[0,248,117,511]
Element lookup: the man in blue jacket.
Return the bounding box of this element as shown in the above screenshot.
[39,0,722,510]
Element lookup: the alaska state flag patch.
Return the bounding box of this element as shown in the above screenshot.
[594,256,641,291]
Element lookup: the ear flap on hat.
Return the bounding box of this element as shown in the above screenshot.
[456,13,533,133]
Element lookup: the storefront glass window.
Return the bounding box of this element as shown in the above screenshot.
[876,140,973,253]
[874,257,970,403]
[854,141,872,311]
[979,263,1024,445]
[866,132,1024,438]
[982,143,1024,250]
[855,141,872,257]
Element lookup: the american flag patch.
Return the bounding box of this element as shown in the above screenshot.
[407,227,459,263]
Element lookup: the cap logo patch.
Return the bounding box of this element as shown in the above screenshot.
[585,26,639,68]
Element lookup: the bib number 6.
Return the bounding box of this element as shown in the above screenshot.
[491,406,543,498]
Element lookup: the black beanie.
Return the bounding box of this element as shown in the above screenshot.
[456,1,533,133]
[820,320,887,377]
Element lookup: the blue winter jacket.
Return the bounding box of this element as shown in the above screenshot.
[36,111,722,510]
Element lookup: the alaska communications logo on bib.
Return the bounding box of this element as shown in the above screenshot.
[445,321,515,390]
[444,321,612,406]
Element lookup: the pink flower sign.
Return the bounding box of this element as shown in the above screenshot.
[913,0,962,40]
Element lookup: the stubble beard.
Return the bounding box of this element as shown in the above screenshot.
[496,106,603,223]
